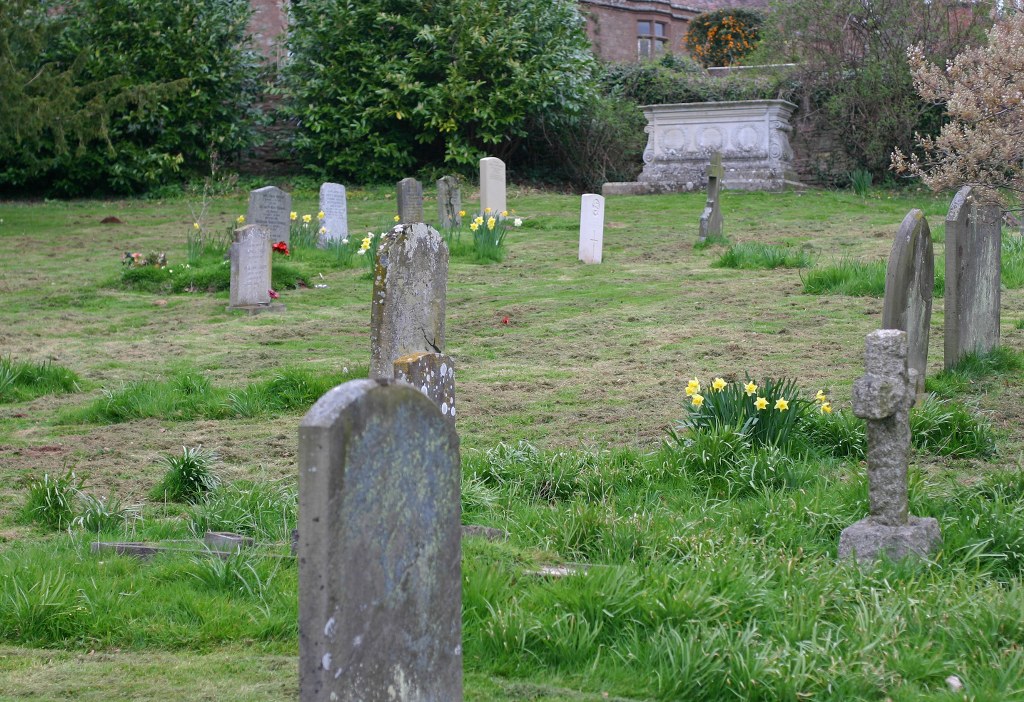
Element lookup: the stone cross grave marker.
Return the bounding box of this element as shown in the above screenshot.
[437,176,462,229]
[697,151,724,243]
[394,351,455,424]
[882,209,933,403]
[944,186,1002,369]
[318,183,348,246]
[228,224,275,312]
[247,185,292,245]
[578,194,605,264]
[838,329,941,562]
[396,178,424,224]
[369,223,449,379]
[298,379,462,702]
[479,157,506,215]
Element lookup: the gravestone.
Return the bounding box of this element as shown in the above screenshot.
[298,379,461,702]
[396,178,424,224]
[944,186,1002,369]
[578,194,605,264]
[697,151,724,243]
[882,209,933,402]
[838,329,941,562]
[479,157,506,215]
[394,351,455,423]
[437,176,462,229]
[228,225,276,312]
[319,183,348,246]
[369,223,449,379]
[247,186,291,245]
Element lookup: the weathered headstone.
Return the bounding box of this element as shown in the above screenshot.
[944,186,1002,369]
[697,151,724,243]
[882,209,933,402]
[839,329,941,562]
[228,225,274,312]
[298,379,462,702]
[578,194,605,264]
[394,351,455,423]
[479,157,507,215]
[437,176,462,229]
[369,223,449,379]
[247,186,292,245]
[318,183,348,246]
[396,178,424,224]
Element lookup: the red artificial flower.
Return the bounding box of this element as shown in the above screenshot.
[272,241,290,256]
[268,289,280,299]
[501,316,509,325]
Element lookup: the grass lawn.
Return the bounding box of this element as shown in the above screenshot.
[1,183,1023,700]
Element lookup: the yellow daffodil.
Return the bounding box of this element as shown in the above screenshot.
[744,381,757,396]
[820,402,832,414]
[458,210,466,218]
[484,207,492,214]
[469,222,479,232]
[474,216,484,225]
[290,211,297,221]
[302,214,312,224]
[393,215,401,222]
[691,393,704,407]
[317,211,325,220]
[687,378,700,392]
[192,222,200,230]
[236,215,245,224]
[487,216,496,230]
[754,396,768,410]
[815,389,827,403]
[712,377,726,392]
[500,210,508,217]
[775,398,789,411]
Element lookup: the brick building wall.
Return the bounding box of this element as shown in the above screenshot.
[579,0,696,63]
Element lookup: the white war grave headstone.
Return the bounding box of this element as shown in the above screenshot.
[369,223,449,379]
[479,157,506,215]
[298,379,462,701]
[318,183,348,246]
[578,194,604,264]
[882,209,933,403]
[247,185,291,245]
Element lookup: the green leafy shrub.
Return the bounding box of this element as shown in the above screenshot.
[22,470,79,530]
[685,9,763,68]
[150,446,221,503]
[284,0,596,179]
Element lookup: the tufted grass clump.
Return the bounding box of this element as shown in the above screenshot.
[927,346,1024,398]
[910,396,996,458]
[150,446,220,504]
[188,480,296,542]
[0,357,80,404]
[21,470,79,530]
[713,242,813,270]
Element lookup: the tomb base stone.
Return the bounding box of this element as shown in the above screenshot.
[839,516,941,562]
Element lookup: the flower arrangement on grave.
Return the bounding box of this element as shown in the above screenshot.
[272,241,291,256]
[121,251,167,268]
[468,208,523,262]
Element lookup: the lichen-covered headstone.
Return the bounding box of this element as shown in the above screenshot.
[396,178,424,224]
[578,194,604,264]
[437,176,461,229]
[698,151,724,243]
[838,330,941,562]
[394,352,455,423]
[882,209,933,402]
[319,183,348,246]
[479,157,506,215]
[944,186,1002,369]
[298,379,462,702]
[369,223,448,379]
[247,185,292,245]
[228,225,273,311]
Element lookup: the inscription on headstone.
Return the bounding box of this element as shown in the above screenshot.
[396,178,424,224]
[578,194,604,264]
[882,209,933,402]
[479,157,506,215]
[369,223,449,379]
[319,183,348,246]
[437,176,462,229]
[298,379,462,701]
[247,186,292,245]
[838,330,941,562]
[394,351,455,423]
[698,151,724,243]
[944,186,1002,369]
[228,225,272,311]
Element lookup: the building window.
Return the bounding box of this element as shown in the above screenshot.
[637,21,666,59]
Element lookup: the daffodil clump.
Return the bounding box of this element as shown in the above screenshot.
[289,210,327,249]
[680,375,817,450]
[469,208,522,262]
[438,209,468,251]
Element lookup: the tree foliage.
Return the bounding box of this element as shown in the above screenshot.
[284,0,597,181]
[685,9,762,68]
[763,0,991,180]
[892,12,1024,206]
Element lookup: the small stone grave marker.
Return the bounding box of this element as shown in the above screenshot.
[437,176,462,229]
[319,183,348,246]
[394,351,455,423]
[247,185,292,245]
[944,186,1002,369]
[298,379,462,702]
[697,151,724,243]
[479,157,507,215]
[882,209,933,403]
[228,225,281,313]
[369,223,448,379]
[838,329,941,562]
[578,194,604,264]
[396,178,424,224]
